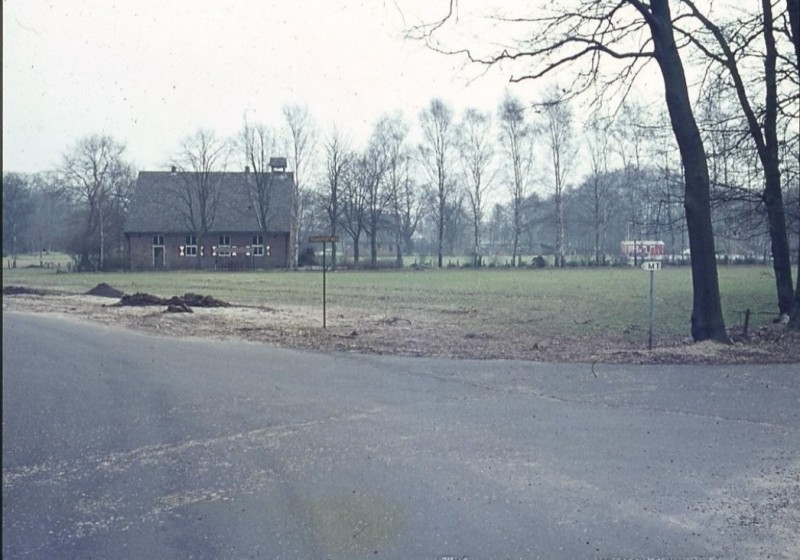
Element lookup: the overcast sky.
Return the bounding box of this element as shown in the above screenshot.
[3,0,539,174]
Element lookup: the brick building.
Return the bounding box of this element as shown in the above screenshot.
[125,164,293,270]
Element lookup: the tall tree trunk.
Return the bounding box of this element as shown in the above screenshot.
[761,1,794,315]
[438,196,445,268]
[789,0,800,328]
[370,220,378,267]
[352,232,361,263]
[648,0,728,342]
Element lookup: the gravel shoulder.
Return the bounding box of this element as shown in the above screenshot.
[4,289,799,364]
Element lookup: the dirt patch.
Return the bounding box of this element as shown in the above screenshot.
[3,290,799,364]
[3,285,55,296]
[86,283,125,298]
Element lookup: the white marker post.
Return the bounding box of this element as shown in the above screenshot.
[641,261,661,350]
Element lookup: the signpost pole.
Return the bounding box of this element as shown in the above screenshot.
[309,235,338,330]
[648,269,655,350]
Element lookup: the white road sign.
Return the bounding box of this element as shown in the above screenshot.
[641,261,662,271]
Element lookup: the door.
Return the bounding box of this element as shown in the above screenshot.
[153,246,165,269]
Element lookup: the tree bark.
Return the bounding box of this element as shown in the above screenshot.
[760,0,794,315]
[787,0,800,328]
[647,0,728,342]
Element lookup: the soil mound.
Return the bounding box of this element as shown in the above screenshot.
[115,293,167,306]
[86,283,125,298]
[3,286,50,296]
[178,293,230,308]
[113,292,231,309]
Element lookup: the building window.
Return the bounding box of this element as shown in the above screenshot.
[185,235,198,257]
[153,235,164,246]
[217,235,231,257]
[252,234,264,256]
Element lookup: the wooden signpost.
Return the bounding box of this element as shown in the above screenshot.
[308,235,339,328]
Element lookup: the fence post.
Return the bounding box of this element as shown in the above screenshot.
[743,308,751,338]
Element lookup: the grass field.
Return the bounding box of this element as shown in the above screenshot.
[2,254,781,341]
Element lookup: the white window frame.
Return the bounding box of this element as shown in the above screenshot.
[185,235,198,257]
[217,235,231,257]
[252,234,264,257]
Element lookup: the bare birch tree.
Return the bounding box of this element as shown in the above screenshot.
[537,90,575,268]
[283,105,316,268]
[419,98,456,268]
[585,115,613,264]
[458,108,494,267]
[498,94,534,267]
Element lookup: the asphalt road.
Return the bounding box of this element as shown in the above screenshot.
[3,311,799,559]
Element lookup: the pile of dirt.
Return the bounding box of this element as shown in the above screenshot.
[114,293,167,307]
[177,293,231,308]
[85,283,125,298]
[112,292,231,309]
[3,285,52,296]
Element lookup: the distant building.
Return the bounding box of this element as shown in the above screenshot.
[124,167,294,270]
[620,240,665,263]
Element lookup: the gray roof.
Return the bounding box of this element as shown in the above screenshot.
[125,171,293,234]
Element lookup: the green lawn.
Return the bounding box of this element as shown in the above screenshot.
[2,260,781,341]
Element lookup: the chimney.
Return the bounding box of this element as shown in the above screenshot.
[244,165,250,173]
[269,157,287,172]
[170,165,177,174]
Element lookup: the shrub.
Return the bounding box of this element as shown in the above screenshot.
[298,247,317,267]
[531,255,547,268]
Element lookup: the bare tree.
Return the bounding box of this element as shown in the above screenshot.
[538,90,575,268]
[240,119,278,245]
[60,134,133,271]
[171,129,229,270]
[283,104,316,268]
[2,173,31,266]
[323,126,351,271]
[409,0,730,342]
[392,152,423,264]
[340,151,370,263]
[27,173,71,261]
[787,0,800,328]
[363,117,394,267]
[585,115,613,264]
[613,101,658,266]
[379,114,413,267]
[675,0,795,318]
[458,108,495,267]
[498,93,534,267]
[419,98,457,268]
